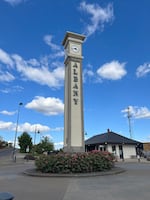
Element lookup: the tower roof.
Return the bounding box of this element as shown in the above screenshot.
[62,31,86,46]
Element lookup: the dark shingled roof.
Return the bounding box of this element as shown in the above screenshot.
[85,131,141,145]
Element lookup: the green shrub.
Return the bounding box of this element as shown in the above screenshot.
[35,150,115,174]
[24,154,35,160]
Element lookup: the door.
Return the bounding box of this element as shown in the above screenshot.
[119,145,124,160]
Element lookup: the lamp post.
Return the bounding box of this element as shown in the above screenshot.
[33,126,40,156]
[13,102,23,162]
[34,126,40,146]
[127,106,132,139]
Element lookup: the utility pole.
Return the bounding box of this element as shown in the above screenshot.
[34,126,40,146]
[127,106,132,139]
[13,102,23,162]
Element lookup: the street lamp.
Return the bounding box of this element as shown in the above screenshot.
[34,126,40,146]
[13,102,23,161]
[33,126,40,156]
[127,106,132,139]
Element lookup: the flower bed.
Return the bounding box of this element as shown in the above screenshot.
[35,150,115,174]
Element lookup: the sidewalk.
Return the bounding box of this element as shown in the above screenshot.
[117,157,150,163]
[0,151,31,166]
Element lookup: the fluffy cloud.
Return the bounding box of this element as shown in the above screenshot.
[0,110,16,116]
[0,49,14,67]
[18,122,50,133]
[0,85,24,94]
[43,35,64,59]
[51,127,64,132]
[3,0,26,6]
[0,120,63,135]
[44,35,61,51]
[54,141,64,150]
[122,106,150,119]
[83,63,95,82]
[0,121,13,130]
[97,60,127,80]
[0,49,15,83]
[79,1,114,37]
[12,54,64,88]
[25,96,64,116]
[136,63,150,78]
[0,71,15,82]
[0,31,65,88]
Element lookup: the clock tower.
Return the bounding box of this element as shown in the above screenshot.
[62,31,86,152]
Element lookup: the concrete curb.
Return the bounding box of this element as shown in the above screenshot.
[24,167,125,178]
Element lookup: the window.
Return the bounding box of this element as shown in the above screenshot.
[112,145,116,154]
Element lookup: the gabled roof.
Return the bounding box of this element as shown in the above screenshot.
[85,131,141,145]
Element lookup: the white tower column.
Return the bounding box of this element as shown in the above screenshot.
[62,31,86,152]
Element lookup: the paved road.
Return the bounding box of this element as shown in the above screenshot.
[0,148,13,157]
[0,163,69,200]
[0,159,150,200]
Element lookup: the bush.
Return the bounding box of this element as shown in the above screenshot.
[24,154,35,160]
[35,150,115,174]
[34,137,54,155]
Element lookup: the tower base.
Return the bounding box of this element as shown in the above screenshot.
[63,146,85,153]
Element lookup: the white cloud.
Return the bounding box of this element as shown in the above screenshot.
[0,110,16,116]
[27,58,40,67]
[25,96,64,116]
[0,49,15,83]
[12,54,64,88]
[0,88,10,94]
[0,121,13,130]
[97,60,127,80]
[0,70,15,82]
[43,35,64,59]
[0,37,64,88]
[122,106,150,119]
[0,85,24,94]
[83,64,95,82]
[136,63,150,78]
[50,127,64,132]
[43,35,61,51]
[18,122,50,133]
[54,141,63,150]
[0,49,14,67]
[79,1,114,37]
[3,0,26,6]
[0,120,51,133]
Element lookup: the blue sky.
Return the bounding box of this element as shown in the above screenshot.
[0,0,150,149]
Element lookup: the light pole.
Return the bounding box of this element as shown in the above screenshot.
[33,126,40,156]
[127,106,132,139]
[13,102,23,162]
[34,126,40,146]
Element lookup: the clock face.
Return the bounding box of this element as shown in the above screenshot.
[71,44,80,54]
[72,45,79,52]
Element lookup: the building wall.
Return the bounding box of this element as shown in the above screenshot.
[86,143,137,159]
[107,144,136,159]
[143,143,150,151]
[123,145,136,159]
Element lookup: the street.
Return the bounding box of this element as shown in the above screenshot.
[0,148,13,157]
[0,155,150,200]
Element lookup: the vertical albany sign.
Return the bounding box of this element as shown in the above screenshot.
[72,62,79,105]
[62,32,85,152]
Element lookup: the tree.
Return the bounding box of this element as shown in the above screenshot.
[0,136,8,149]
[18,132,33,153]
[35,136,54,154]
